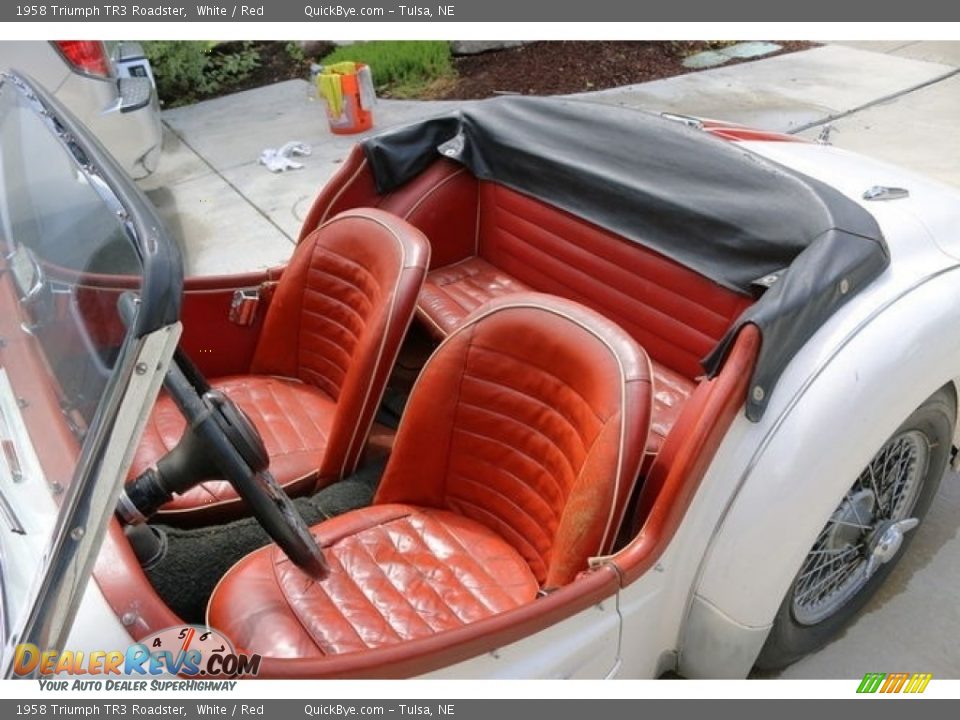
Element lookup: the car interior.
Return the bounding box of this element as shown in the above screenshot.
[102,149,762,673]
[3,78,763,675]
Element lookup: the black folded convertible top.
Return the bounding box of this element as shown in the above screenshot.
[362,96,889,420]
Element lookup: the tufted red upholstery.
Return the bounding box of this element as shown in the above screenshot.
[414,182,750,458]
[208,294,653,658]
[129,209,430,522]
[417,257,531,336]
[209,504,538,658]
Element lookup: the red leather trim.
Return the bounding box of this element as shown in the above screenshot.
[377,160,479,270]
[648,362,696,456]
[298,146,379,241]
[475,183,752,380]
[415,183,752,379]
[178,284,274,379]
[416,257,533,337]
[613,324,762,584]
[176,271,286,379]
[706,127,807,143]
[183,269,281,291]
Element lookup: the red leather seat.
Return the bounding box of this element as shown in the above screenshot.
[208,293,653,659]
[129,209,430,524]
[417,258,694,459]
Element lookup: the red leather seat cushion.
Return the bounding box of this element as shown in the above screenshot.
[129,375,335,522]
[208,504,538,658]
[417,257,531,336]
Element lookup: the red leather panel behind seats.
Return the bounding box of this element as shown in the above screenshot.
[476,183,750,379]
[414,182,750,457]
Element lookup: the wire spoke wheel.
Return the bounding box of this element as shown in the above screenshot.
[791,430,929,625]
[756,388,954,671]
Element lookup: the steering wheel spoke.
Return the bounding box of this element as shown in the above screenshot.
[119,345,329,580]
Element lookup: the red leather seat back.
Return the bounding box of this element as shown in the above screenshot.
[251,209,430,481]
[375,294,653,588]
[476,183,753,380]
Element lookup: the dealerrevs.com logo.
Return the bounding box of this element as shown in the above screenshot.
[857,672,933,694]
[13,625,260,690]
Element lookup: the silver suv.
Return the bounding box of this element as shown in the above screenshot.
[0,40,161,178]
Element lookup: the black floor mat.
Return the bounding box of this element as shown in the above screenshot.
[144,457,385,624]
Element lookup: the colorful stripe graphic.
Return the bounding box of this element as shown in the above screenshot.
[857,672,932,694]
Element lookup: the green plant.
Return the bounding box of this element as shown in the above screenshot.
[143,41,261,107]
[204,43,260,92]
[285,41,306,64]
[319,41,455,98]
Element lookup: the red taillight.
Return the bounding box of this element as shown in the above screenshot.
[54,41,110,78]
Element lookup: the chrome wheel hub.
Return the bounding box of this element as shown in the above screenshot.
[791,430,929,626]
[865,518,919,575]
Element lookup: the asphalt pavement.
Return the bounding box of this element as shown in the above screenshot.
[137,41,960,679]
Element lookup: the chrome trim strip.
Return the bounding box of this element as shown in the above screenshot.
[2,323,180,677]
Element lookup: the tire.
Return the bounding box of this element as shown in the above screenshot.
[755,386,956,671]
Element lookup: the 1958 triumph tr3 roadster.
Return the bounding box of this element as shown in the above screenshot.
[2,68,959,679]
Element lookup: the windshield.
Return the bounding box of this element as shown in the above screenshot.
[0,73,181,666]
[0,78,142,423]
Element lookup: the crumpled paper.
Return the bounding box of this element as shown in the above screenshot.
[259,141,312,172]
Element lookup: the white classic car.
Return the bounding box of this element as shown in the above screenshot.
[1,69,957,680]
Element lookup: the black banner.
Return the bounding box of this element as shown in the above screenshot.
[3,0,960,22]
[1,700,960,720]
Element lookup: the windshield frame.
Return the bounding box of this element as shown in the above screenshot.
[0,71,183,674]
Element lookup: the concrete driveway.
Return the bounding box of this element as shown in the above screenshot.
[137,41,960,679]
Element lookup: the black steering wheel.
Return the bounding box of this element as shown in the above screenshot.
[117,295,329,580]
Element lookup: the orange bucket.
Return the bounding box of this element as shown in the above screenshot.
[321,63,374,135]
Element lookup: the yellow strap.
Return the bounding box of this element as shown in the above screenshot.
[324,61,358,75]
[317,73,343,117]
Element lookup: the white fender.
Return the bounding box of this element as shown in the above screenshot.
[681,265,960,675]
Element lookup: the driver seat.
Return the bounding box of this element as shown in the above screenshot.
[207,294,652,660]
[129,209,431,524]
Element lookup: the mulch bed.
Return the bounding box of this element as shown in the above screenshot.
[436,41,815,99]
[197,40,815,103]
